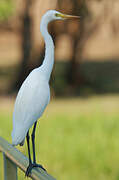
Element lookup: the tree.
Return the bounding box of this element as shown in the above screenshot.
[12,0,33,91]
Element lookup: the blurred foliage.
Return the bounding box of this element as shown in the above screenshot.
[51,61,119,96]
[0,0,119,96]
[0,0,14,21]
[1,60,119,96]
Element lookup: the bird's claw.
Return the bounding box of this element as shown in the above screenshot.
[25,163,46,177]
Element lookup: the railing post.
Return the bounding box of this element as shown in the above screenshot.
[3,153,17,180]
[0,137,56,180]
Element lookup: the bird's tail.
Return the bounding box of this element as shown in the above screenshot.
[11,129,25,146]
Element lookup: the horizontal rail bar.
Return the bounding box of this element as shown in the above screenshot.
[0,137,56,180]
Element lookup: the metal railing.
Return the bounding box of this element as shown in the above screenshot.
[0,137,56,180]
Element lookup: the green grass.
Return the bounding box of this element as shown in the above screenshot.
[0,95,119,180]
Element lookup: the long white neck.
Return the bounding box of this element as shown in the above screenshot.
[40,17,54,81]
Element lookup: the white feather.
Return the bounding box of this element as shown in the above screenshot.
[11,10,71,146]
[11,10,61,145]
[12,68,50,145]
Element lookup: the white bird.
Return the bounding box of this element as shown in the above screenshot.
[11,10,80,176]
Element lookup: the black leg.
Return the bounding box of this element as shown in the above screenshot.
[31,121,37,164]
[25,122,46,177]
[31,121,46,171]
[25,131,33,177]
[26,131,32,164]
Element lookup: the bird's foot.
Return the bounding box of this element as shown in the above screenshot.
[25,163,46,177]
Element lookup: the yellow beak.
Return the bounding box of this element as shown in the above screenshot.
[60,13,80,19]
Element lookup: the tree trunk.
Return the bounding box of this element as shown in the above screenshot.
[67,0,88,86]
[12,0,32,91]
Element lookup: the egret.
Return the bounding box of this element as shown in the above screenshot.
[11,10,80,177]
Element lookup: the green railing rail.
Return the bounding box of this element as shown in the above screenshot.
[0,137,56,180]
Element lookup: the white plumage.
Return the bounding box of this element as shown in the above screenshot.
[12,69,50,145]
[12,10,80,146]
[11,9,80,176]
[11,10,58,146]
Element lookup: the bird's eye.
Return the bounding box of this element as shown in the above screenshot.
[55,13,60,17]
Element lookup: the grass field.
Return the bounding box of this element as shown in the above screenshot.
[0,95,119,180]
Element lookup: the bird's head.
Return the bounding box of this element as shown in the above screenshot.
[40,10,80,38]
[42,10,80,23]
